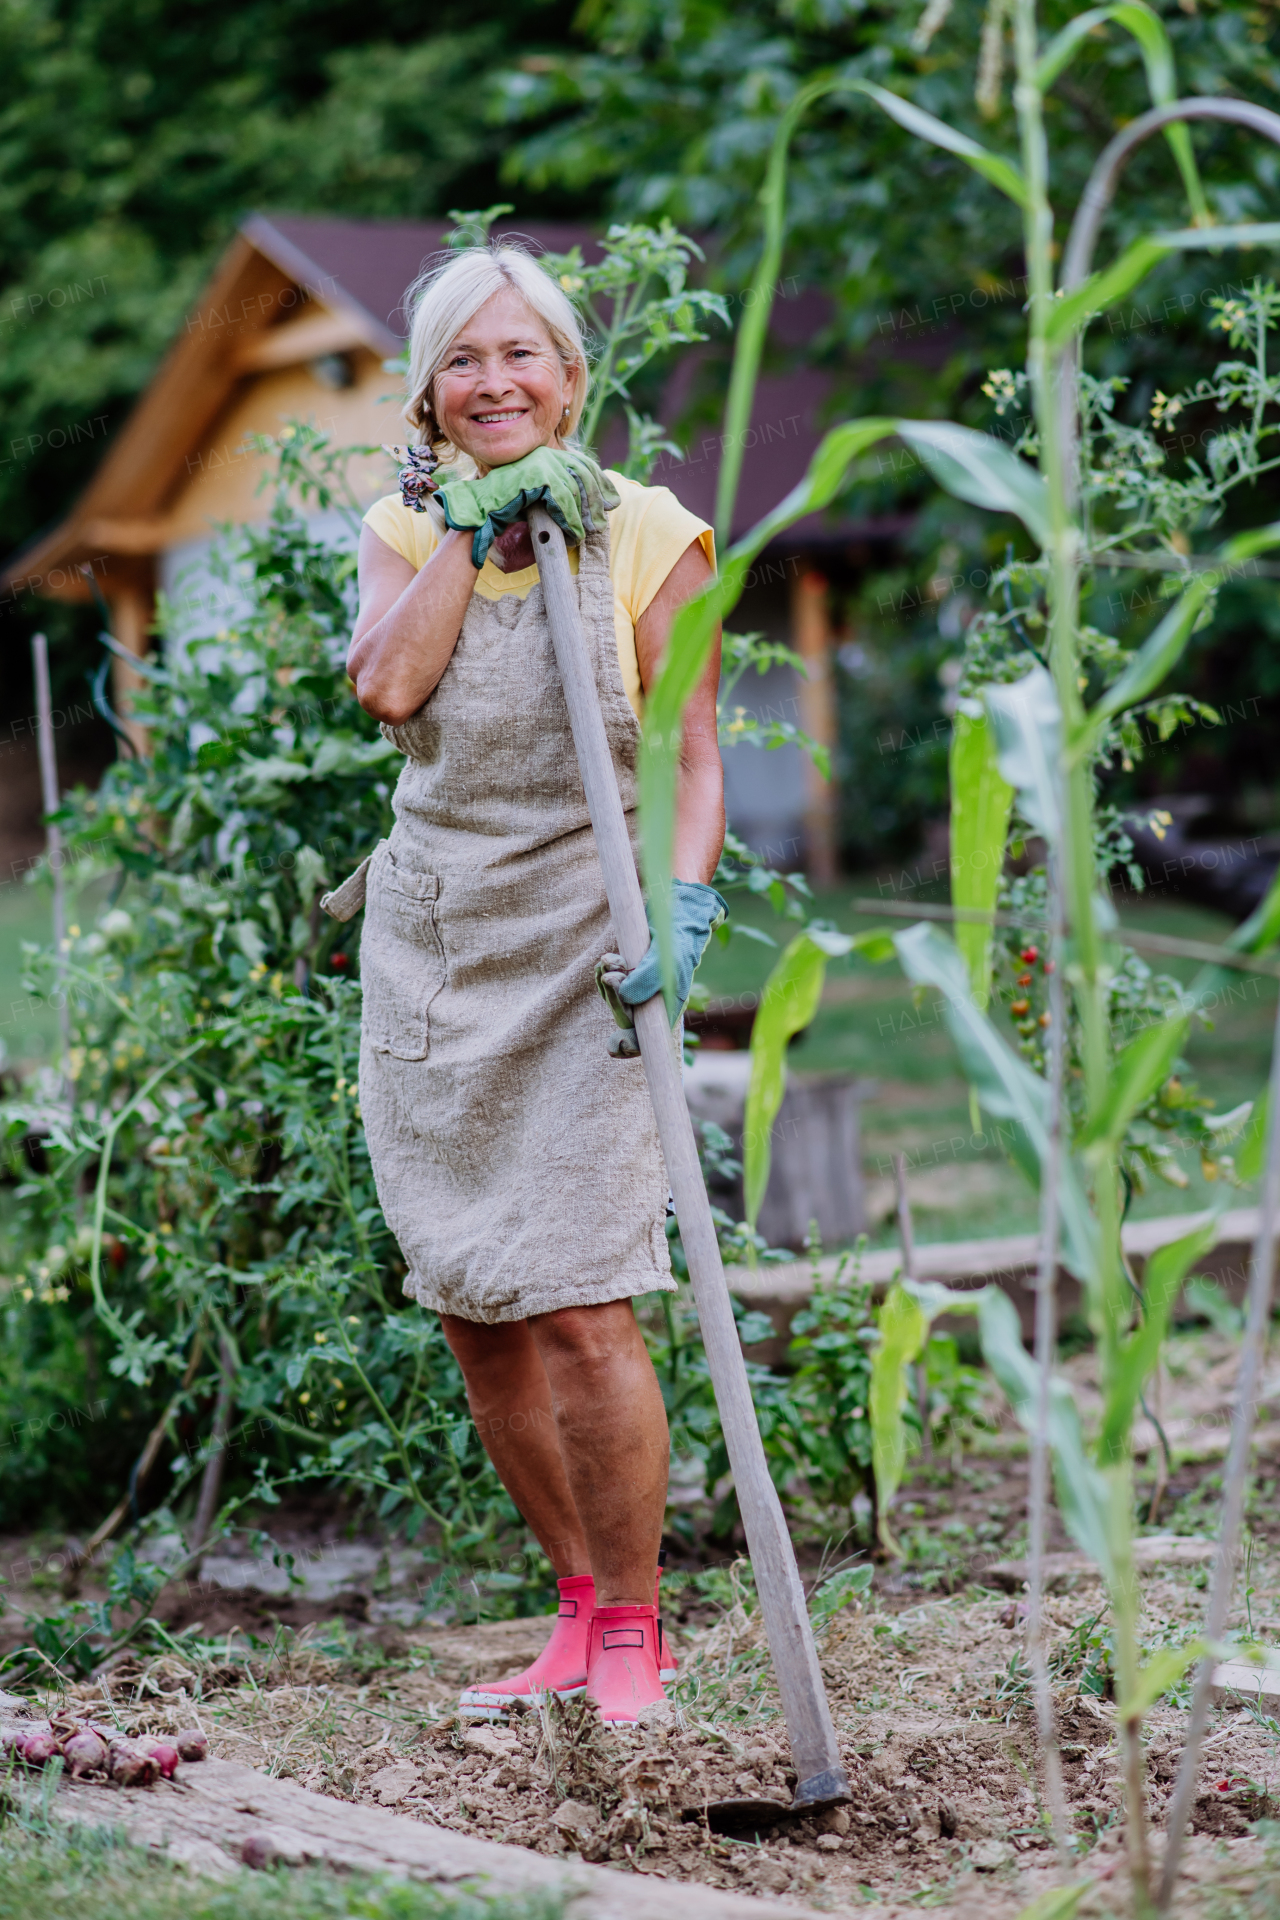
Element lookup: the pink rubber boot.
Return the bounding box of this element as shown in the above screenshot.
[459,1575,594,1718]
[585,1603,667,1723]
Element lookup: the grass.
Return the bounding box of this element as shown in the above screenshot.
[0,1810,569,1920]
[698,871,1276,1249]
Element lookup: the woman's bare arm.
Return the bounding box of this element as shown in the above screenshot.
[347,524,480,725]
[634,539,725,887]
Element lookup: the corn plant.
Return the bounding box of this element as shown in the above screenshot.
[639,5,1280,1908]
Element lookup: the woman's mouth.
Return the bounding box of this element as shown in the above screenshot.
[472,409,529,426]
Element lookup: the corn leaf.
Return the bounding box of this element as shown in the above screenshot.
[869,1282,931,1555]
[1047,226,1280,347]
[1045,235,1171,347]
[893,922,1098,1284]
[895,421,1050,546]
[1237,1086,1270,1185]
[1037,3,1207,223]
[1098,1217,1217,1462]
[1118,1638,1210,1720]
[982,667,1062,846]
[742,926,857,1231]
[1078,1014,1189,1149]
[949,704,1014,1010]
[976,1288,1114,1579]
[851,82,1027,210]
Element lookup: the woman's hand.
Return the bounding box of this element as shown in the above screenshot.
[635,538,725,886]
[347,523,480,726]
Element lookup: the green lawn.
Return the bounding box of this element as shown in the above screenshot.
[698,872,1273,1250]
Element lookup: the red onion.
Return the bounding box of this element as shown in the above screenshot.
[174,1727,208,1762]
[107,1737,159,1787]
[62,1729,109,1778]
[18,1729,58,1767]
[137,1737,180,1780]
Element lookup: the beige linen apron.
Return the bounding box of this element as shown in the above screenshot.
[357,521,674,1323]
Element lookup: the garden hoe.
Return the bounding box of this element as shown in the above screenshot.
[528,505,850,1827]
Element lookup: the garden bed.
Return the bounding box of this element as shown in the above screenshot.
[21,1538,1276,1920]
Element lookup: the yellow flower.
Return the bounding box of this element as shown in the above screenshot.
[298,1391,311,1404]
[1150,390,1184,428]
[981,369,1021,416]
[314,1331,328,1344]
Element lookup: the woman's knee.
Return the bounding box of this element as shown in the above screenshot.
[530,1299,645,1375]
[440,1312,537,1383]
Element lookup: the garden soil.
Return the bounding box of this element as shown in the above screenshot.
[49,1551,1279,1918]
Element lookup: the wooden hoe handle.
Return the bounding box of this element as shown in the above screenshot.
[528,507,849,1810]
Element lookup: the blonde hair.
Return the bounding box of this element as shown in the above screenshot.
[403,245,590,460]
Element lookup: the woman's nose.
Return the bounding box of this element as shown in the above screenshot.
[476,357,516,395]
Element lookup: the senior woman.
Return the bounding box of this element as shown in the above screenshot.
[345,244,725,1723]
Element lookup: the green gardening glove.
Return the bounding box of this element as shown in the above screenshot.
[596,881,728,1055]
[435,447,619,570]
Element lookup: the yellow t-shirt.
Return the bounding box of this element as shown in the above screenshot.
[362,471,714,719]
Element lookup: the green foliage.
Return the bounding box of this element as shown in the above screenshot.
[782,1247,878,1521]
[539,221,730,472]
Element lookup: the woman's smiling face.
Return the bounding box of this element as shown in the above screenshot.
[432,284,577,473]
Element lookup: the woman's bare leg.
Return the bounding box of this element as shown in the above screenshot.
[440,1314,590,1575]
[527,1300,669,1608]
[441,1299,670,1607]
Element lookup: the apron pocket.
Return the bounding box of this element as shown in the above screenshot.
[361,847,446,1060]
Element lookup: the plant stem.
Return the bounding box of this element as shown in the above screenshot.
[190,1333,236,1562]
[1156,984,1280,1910]
[1012,0,1149,1899]
[1026,850,1070,1866]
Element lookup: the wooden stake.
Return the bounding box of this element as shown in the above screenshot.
[31,632,71,1079]
[529,508,848,1811]
[190,1335,236,1566]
